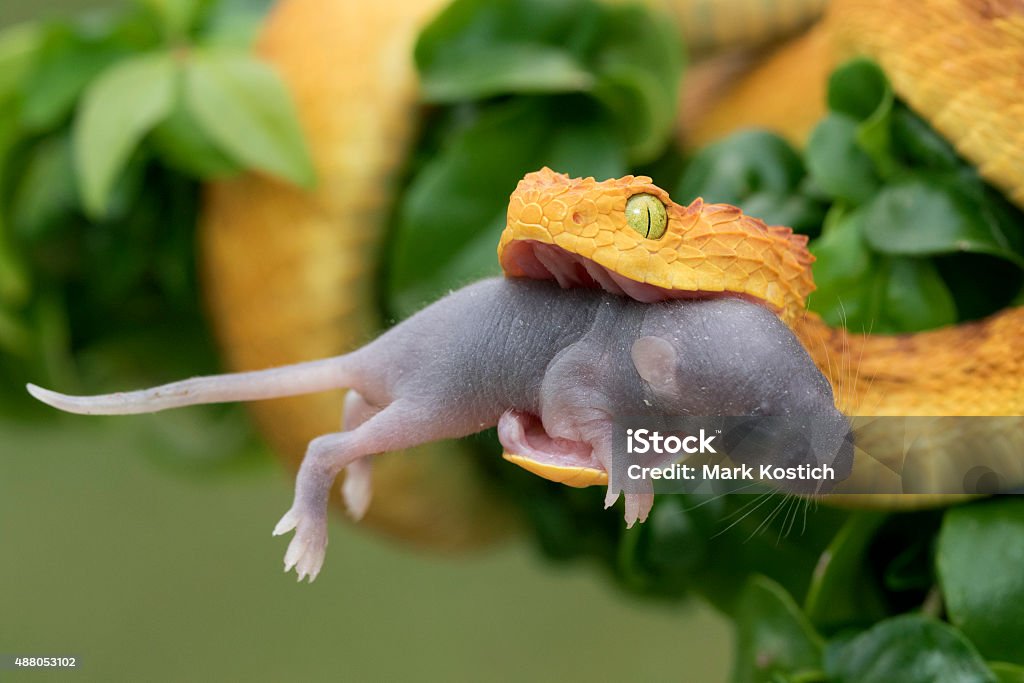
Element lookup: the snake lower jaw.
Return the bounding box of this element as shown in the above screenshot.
[498,409,608,487]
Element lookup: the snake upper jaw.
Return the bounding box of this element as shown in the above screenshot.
[501,238,777,312]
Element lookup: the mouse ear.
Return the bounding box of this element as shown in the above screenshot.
[631,336,680,399]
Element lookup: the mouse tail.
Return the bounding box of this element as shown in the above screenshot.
[26,355,358,415]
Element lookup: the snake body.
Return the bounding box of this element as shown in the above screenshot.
[199,0,1024,544]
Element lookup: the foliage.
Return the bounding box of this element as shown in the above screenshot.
[504,482,1024,682]
[386,0,683,317]
[677,59,1024,334]
[675,129,826,235]
[0,0,300,467]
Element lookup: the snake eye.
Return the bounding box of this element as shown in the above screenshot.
[625,193,667,239]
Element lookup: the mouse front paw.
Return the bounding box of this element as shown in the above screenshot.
[273,507,328,582]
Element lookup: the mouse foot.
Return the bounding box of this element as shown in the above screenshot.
[273,506,328,582]
[624,492,655,528]
[603,487,655,528]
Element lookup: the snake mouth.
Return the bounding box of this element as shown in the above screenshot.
[498,409,608,487]
[501,239,767,307]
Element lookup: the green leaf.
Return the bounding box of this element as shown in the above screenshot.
[73,51,176,217]
[808,209,876,326]
[415,0,682,163]
[826,615,996,683]
[0,98,31,307]
[420,44,594,101]
[677,130,804,203]
[891,105,961,172]
[388,98,624,318]
[827,58,890,123]
[990,662,1024,683]
[743,194,826,236]
[183,51,315,188]
[151,101,241,178]
[976,181,1024,260]
[810,209,957,332]
[20,23,128,133]
[416,0,595,101]
[0,303,32,356]
[806,114,879,205]
[0,230,29,309]
[0,22,42,102]
[588,3,683,162]
[855,90,895,179]
[861,177,1024,267]
[733,575,824,683]
[676,130,824,233]
[881,257,957,331]
[142,0,202,39]
[804,512,889,632]
[10,134,78,238]
[198,0,275,48]
[938,499,1024,665]
[825,59,897,176]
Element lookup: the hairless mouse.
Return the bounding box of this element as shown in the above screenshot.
[28,277,851,581]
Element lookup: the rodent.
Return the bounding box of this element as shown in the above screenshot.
[27,277,851,581]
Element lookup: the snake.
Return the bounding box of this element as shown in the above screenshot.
[496,167,1024,498]
[198,0,1024,547]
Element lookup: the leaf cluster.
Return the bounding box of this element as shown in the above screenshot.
[0,0,308,467]
[677,60,1024,333]
[385,0,684,318]
[0,0,306,381]
[504,469,1024,683]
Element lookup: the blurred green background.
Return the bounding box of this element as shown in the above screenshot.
[2,0,106,26]
[0,1,730,681]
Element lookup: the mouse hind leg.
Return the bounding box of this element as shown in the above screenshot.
[271,399,464,582]
[338,390,380,520]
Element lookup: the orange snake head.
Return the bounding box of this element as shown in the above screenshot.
[498,167,817,323]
